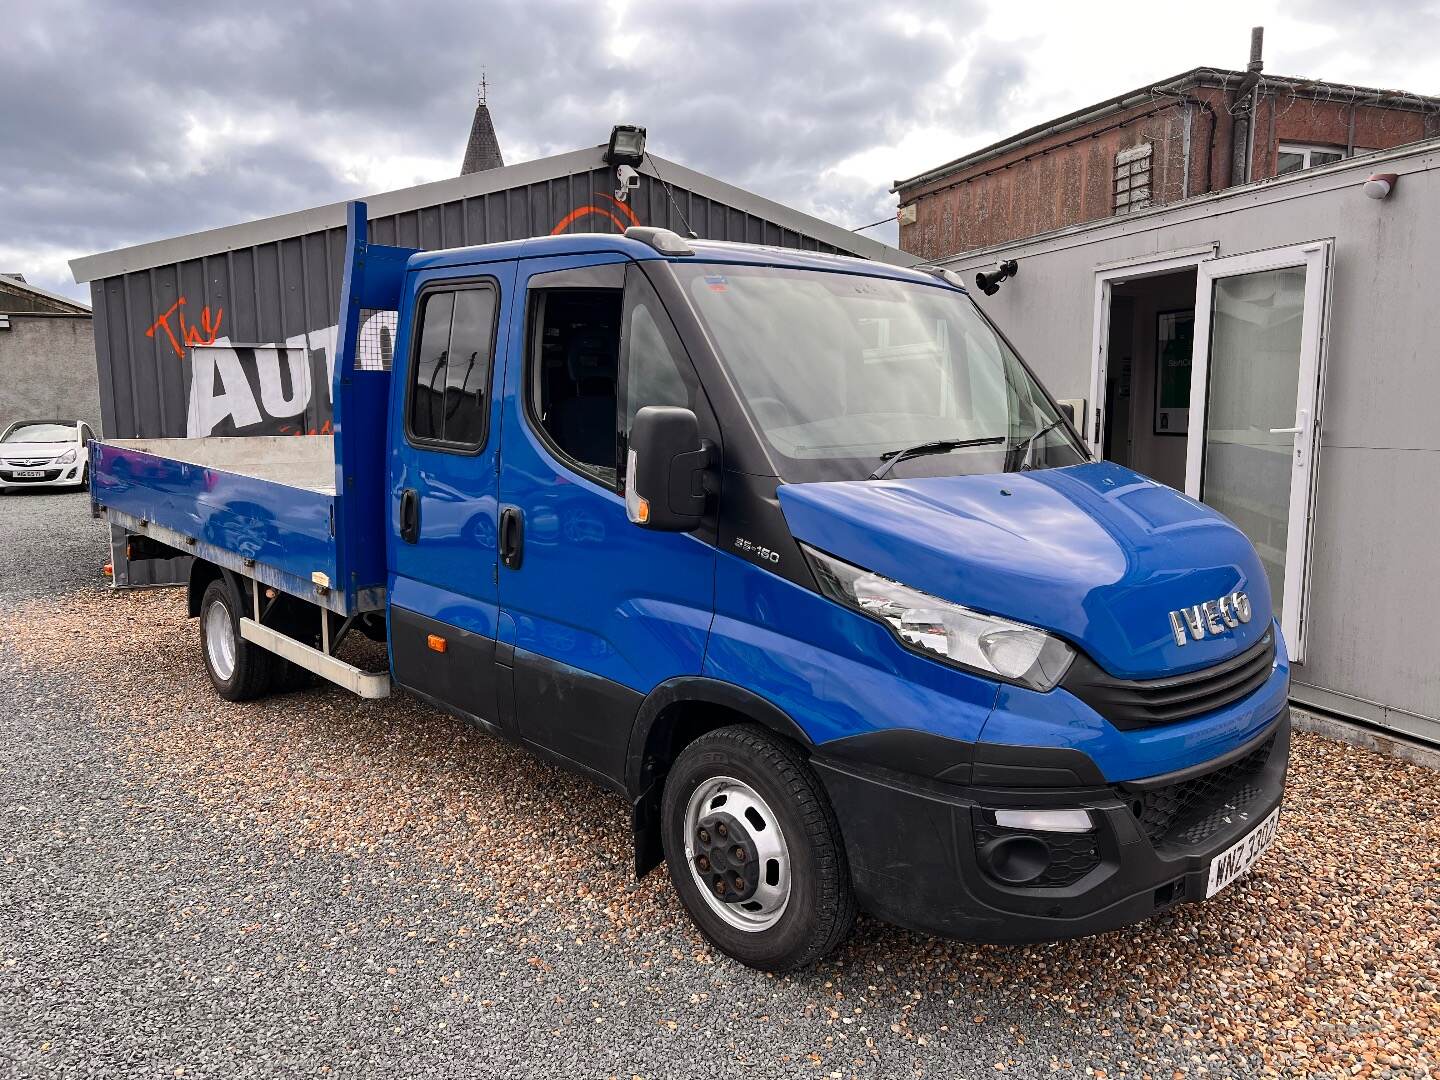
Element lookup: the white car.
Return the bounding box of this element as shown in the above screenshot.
[0,419,96,492]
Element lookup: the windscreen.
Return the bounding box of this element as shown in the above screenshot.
[677,264,1085,483]
[2,422,76,443]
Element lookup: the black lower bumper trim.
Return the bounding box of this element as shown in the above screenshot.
[813,707,1291,944]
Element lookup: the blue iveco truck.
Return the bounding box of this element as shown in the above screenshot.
[93,202,1289,971]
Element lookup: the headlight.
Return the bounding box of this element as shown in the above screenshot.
[803,545,1075,690]
[57,449,77,464]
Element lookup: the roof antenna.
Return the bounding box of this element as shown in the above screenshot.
[478,68,487,106]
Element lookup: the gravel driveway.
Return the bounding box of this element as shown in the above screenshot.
[1,491,1436,1079]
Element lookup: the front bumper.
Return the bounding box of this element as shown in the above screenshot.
[813,707,1291,944]
[0,463,84,489]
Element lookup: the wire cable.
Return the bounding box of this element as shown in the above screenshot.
[644,153,698,238]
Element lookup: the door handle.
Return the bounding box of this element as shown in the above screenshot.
[399,488,420,544]
[1269,409,1308,436]
[499,506,524,570]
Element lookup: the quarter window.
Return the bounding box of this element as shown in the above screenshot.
[408,285,498,449]
[621,265,701,457]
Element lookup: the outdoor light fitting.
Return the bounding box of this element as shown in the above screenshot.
[975,259,1019,296]
[605,124,647,167]
[1363,172,1398,200]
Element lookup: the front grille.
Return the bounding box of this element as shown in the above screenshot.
[1124,736,1274,850]
[1,469,61,483]
[3,458,51,468]
[972,824,1100,887]
[1062,630,1276,729]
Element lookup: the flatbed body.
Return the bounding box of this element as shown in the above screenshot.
[91,435,368,614]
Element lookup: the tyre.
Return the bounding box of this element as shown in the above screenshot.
[661,724,856,971]
[199,578,275,701]
[78,467,89,492]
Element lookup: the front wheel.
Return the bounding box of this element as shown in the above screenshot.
[661,724,856,971]
[199,578,275,701]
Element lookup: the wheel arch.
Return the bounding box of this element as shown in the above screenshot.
[626,677,813,879]
[187,559,243,618]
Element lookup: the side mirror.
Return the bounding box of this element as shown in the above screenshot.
[625,406,712,531]
[1057,401,1076,425]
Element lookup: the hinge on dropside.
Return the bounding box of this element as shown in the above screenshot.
[329,505,335,537]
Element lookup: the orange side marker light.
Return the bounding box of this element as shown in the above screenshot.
[427,634,447,653]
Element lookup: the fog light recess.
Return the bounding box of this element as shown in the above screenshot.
[979,834,1051,886]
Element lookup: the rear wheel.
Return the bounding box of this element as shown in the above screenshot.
[661,724,856,971]
[199,578,275,701]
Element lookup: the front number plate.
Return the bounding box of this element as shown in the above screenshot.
[12,470,43,478]
[1205,806,1280,898]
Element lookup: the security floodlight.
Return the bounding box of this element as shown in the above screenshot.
[605,124,647,167]
[975,259,1019,296]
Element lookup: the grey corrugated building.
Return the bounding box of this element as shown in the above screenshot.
[0,275,99,430]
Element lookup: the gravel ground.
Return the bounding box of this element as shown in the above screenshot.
[1,490,1437,1079]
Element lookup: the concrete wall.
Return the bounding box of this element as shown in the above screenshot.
[0,314,100,431]
[942,143,1440,743]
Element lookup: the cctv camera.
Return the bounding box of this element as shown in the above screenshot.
[615,164,640,203]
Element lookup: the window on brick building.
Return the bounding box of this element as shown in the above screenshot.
[1276,142,1346,176]
[1113,143,1152,215]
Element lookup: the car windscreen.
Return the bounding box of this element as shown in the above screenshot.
[676,264,1086,483]
[1,422,76,443]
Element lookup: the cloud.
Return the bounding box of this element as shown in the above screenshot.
[1,0,1437,301]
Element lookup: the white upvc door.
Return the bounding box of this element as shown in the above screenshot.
[1184,242,1331,662]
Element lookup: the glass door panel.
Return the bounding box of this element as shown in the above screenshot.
[1186,243,1330,662]
[1201,267,1307,619]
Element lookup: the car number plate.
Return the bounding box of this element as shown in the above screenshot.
[1205,806,1279,897]
[12,470,43,478]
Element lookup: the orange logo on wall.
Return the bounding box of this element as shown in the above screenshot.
[550,193,641,235]
[145,296,224,359]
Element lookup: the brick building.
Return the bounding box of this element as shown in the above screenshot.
[894,54,1440,261]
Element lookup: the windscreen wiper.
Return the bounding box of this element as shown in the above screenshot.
[1009,419,1064,472]
[868,436,1005,481]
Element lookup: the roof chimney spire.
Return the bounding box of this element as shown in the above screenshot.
[461,67,504,176]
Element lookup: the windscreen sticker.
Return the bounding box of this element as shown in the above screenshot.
[704,274,728,292]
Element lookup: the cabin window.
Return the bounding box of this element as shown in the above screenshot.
[407,284,499,450]
[528,287,625,485]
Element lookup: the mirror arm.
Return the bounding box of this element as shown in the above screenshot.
[667,439,715,517]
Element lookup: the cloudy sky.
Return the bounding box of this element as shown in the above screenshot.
[4,0,1437,301]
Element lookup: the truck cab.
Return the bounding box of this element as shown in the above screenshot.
[94,205,1289,971]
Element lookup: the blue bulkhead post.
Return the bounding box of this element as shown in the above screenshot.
[331,201,420,612]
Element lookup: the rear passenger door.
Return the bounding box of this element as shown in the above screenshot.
[388,261,518,731]
[495,255,719,787]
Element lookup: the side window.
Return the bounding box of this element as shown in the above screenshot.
[529,287,624,484]
[407,285,498,449]
[619,265,702,473]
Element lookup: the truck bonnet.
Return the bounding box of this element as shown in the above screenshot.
[776,460,1274,680]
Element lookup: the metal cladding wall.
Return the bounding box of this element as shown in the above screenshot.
[85,159,880,447]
